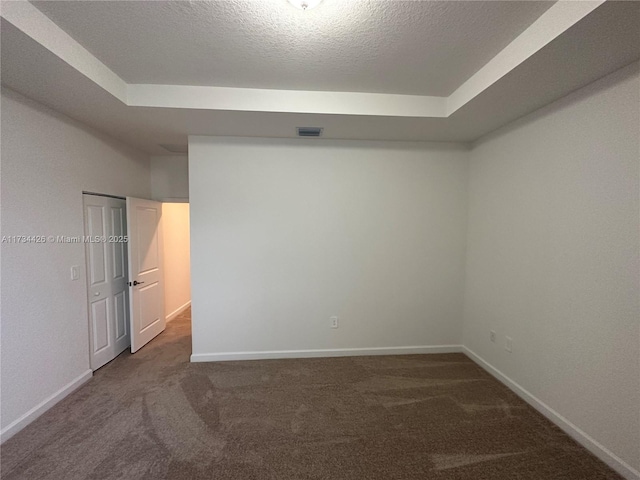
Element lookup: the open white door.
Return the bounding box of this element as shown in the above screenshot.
[126,197,165,353]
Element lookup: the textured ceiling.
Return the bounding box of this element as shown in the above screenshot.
[31,0,554,96]
[3,0,639,154]
[3,0,639,153]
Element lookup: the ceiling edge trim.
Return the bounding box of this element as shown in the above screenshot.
[1,0,127,103]
[1,0,607,119]
[127,84,447,118]
[447,0,605,115]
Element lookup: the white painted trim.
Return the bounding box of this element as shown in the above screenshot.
[127,84,447,118]
[191,345,462,362]
[166,300,191,323]
[0,1,127,103]
[463,347,640,480]
[447,0,605,114]
[0,369,93,444]
[0,0,606,119]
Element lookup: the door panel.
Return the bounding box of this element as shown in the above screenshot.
[86,205,107,286]
[127,197,165,353]
[109,202,130,356]
[91,298,110,352]
[84,195,131,370]
[111,207,126,280]
[138,282,161,332]
[114,291,128,341]
[136,207,160,273]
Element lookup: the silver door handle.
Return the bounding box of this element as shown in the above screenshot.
[94,292,100,296]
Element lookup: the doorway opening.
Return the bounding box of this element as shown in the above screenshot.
[83,194,186,370]
[160,202,191,325]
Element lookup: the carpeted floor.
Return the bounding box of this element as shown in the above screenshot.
[1,309,622,479]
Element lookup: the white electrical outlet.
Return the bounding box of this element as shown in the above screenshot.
[330,316,339,329]
[490,330,496,343]
[505,336,513,353]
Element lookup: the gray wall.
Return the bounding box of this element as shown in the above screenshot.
[464,62,640,475]
[150,155,189,202]
[0,88,151,438]
[189,137,469,359]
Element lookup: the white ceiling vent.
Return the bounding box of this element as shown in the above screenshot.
[297,127,323,138]
[159,144,188,153]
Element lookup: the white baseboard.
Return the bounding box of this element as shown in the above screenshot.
[0,369,93,444]
[463,347,640,480]
[191,344,463,362]
[166,300,191,323]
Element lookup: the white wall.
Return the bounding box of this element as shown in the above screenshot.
[464,62,640,476]
[189,137,468,360]
[0,88,151,439]
[2,61,637,479]
[150,155,189,202]
[150,156,191,319]
[162,203,191,321]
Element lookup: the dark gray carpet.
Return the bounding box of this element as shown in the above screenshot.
[0,309,622,479]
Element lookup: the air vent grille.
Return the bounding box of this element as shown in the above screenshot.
[297,127,323,137]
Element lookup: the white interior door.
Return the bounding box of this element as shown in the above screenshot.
[126,197,165,353]
[83,194,130,370]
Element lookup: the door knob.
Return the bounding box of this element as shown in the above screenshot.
[94,292,100,296]
[133,280,144,286]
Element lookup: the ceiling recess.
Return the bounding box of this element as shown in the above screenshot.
[159,144,188,153]
[297,127,324,137]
